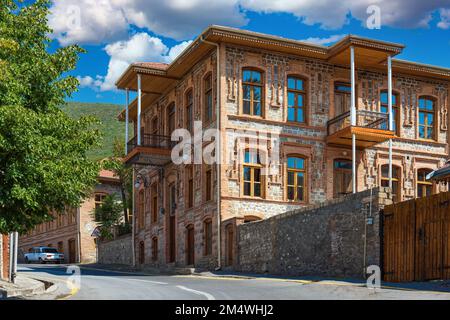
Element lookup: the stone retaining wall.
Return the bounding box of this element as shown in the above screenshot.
[97,234,132,266]
[236,188,391,278]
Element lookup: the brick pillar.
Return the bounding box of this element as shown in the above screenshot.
[1,234,9,281]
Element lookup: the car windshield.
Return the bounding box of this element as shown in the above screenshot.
[42,248,58,253]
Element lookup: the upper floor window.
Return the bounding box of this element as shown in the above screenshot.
[167,103,176,135]
[169,183,176,215]
[186,165,194,209]
[380,91,399,135]
[334,82,352,117]
[417,169,433,198]
[418,97,435,140]
[204,74,213,123]
[286,156,306,202]
[380,164,401,203]
[287,76,306,124]
[242,69,263,116]
[243,149,263,197]
[185,89,193,132]
[94,193,107,209]
[205,166,212,202]
[151,184,158,223]
[333,159,352,198]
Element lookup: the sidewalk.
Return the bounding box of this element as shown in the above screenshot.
[0,276,47,299]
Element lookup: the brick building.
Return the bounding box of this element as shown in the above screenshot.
[19,170,121,264]
[0,234,9,281]
[115,26,449,269]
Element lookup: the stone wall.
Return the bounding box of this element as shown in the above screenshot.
[237,188,391,279]
[98,234,133,266]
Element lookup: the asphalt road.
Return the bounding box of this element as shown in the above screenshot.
[17,264,450,300]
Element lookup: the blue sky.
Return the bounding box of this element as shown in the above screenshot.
[44,1,450,105]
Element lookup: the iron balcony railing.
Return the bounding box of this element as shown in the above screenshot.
[127,134,176,154]
[327,110,390,136]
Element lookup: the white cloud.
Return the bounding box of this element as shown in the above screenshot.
[299,34,346,45]
[437,8,450,29]
[78,33,191,91]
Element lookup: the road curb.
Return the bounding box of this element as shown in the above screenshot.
[0,277,46,299]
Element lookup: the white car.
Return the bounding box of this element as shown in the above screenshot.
[24,247,64,264]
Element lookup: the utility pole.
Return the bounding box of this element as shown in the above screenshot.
[9,231,18,283]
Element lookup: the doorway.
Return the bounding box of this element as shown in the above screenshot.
[68,239,76,264]
[186,225,195,266]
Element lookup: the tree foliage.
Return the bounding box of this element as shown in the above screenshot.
[0,0,101,233]
[92,194,123,240]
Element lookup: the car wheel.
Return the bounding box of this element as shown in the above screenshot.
[39,258,46,264]
[25,257,30,264]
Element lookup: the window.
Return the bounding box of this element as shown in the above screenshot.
[167,103,176,135]
[138,190,145,229]
[286,156,306,202]
[185,89,193,132]
[139,241,145,265]
[333,159,352,198]
[418,97,435,140]
[243,150,263,197]
[151,237,158,261]
[169,183,176,216]
[417,169,433,198]
[287,76,306,123]
[151,184,158,223]
[334,82,352,117]
[94,193,107,209]
[205,167,212,201]
[204,74,213,123]
[242,69,263,116]
[203,219,212,256]
[186,166,194,209]
[380,91,399,135]
[380,164,401,203]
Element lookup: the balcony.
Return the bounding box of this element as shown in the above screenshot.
[326,110,395,148]
[124,134,175,166]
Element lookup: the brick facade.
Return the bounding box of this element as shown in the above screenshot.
[123,27,449,270]
[19,172,121,264]
[0,234,9,281]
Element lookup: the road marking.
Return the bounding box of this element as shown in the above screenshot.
[176,285,215,300]
[126,278,168,285]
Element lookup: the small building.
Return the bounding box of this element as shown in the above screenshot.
[19,170,121,264]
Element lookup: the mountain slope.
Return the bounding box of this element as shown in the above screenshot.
[61,102,125,160]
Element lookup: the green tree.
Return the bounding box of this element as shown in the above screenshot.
[92,194,123,240]
[102,137,132,225]
[0,0,101,233]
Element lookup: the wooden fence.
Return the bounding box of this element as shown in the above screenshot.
[383,191,450,282]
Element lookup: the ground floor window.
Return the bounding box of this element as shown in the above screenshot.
[151,237,158,262]
[381,164,401,203]
[417,169,433,198]
[203,219,212,256]
[333,159,352,198]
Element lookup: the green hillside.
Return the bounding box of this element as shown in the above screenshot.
[61,102,126,160]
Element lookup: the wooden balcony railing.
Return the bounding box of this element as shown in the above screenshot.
[327,110,389,136]
[126,134,175,154]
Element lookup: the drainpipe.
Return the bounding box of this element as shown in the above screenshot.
[200,36,221,270]
[387,56,393,190]
[350,46,357,194]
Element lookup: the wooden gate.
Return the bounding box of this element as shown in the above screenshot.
[383,191,450,282]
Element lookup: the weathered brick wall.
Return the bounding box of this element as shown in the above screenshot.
[237,188,392,278]
[98,234,133,265]
[1,234,9,281]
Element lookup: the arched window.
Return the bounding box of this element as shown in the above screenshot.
[167,102,176,135]
[203,219,212,256]
[138,190,145,229]
[380,164,401,203]
[286,156,306,202]
[417,169,433,198]
[243,149,263,197]
[151,237,158,261]
[380,90,399,135]
[418,97,435,140]
[139,241,145,265]
[185,89,193,132]
[204,74,213,123]
[287,76,306,123]
[333,159,352,198]
[242,69,263,116]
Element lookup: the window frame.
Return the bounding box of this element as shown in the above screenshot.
[287,76,307,124]
[380,164,401,203]
[205,166,213,202]
[242,68,264,117]
[138,189,145,230]
[151,237,158,261]
[285,155,307,203]
[333,158,353,198]
[185,89,194,133]
[203,73,213,124]
[167,102,176,135]
[151,183,158,223]
[417,168,433,198]
[203,219,212,256]
[333,82,353,117]
[380,90,400,136]
[186,165,194,209]
[242,149,264,198]
[418,96,436,141]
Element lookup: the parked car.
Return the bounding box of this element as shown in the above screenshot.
[24,247,64,264]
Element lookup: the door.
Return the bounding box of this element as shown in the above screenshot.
[186,225,195,266]
[226,225,234,266]
[68,239,76,264]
